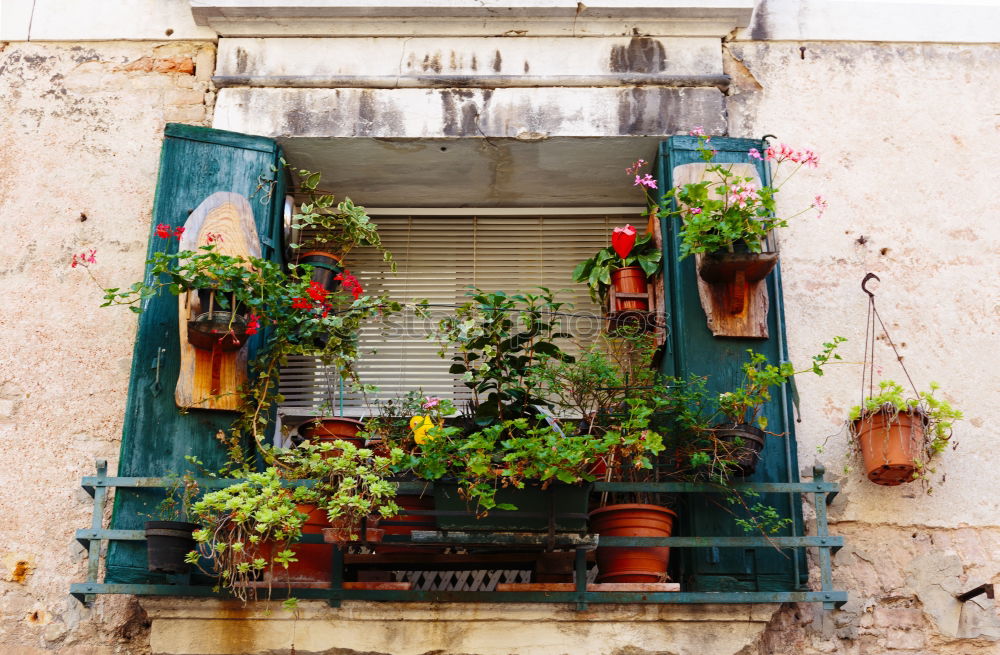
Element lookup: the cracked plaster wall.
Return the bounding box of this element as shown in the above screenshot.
[726,40,1000,654]
[0,40,215,655]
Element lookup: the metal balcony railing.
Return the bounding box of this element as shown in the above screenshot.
[70,459,846,610]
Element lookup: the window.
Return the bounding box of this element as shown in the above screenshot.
[278,208,643,418]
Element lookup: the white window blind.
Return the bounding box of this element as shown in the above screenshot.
[279,209,641,418]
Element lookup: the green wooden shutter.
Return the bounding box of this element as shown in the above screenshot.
[656,136,806,592]
[106,124,285,584]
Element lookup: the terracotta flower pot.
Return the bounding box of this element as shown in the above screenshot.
[610,266,649,311]
[855,408,925,486]
[267,503,334,586]
[589,504,676,583]
[322,515,383,544]
[299,417,367,449]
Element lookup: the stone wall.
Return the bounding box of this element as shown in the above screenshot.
[0,40,215,655]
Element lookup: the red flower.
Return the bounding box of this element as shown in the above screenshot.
[155,224,172,239]
[291,297,312,310]
[611,224,637,260]
[173,226,185,238]
[306,280,328,303]
[245,313,261,336]
[334,270,364,300]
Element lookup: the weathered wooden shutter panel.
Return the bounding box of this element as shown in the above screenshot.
[657,136,806,591]
[106,124,285,583]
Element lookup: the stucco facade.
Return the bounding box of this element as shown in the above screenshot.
[1,1,999,653]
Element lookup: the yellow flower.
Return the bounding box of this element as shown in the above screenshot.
[409,415,436,444]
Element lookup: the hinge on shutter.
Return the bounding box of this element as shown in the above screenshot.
[150,347,165,395]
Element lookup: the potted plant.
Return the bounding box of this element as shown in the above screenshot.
[288,166,395,294]
[573,160,662,314]
[663,130,825,267]
[276,439,401,544]
[145,472,200,575]
[400,416,604,532]
[848,380,961,486]
[528,329,678,582]
[186,467,309,606]
[433,287,573,427]
[689,338,846,478]
[587,393,675,584]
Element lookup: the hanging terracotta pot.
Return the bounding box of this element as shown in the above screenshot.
[610,266,649,311]
[298,251,344,294]
[712,423,767,476]
[855,408,925,485]
[588,504,676,583]
[299,417,367,449]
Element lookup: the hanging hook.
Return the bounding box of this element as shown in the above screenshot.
[761,134,777,147]
[861,273,880,298]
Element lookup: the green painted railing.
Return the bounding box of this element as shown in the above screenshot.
[71,460,846,610]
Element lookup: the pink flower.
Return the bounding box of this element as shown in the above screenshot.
[689,126,706,137]
[748,148,762,160]
[625,159,647,176]
[688,207,702,215]
[812,195,828,218]
[423,397,441,410]
[70,248,97,268]
[633,173,657,189]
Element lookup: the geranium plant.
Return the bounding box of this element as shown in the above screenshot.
[73,173,403,467]
[663,128,827,259]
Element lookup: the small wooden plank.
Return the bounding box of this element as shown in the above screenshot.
[496,583,680,592]
[342,581,413,591]
[175,192,261,411]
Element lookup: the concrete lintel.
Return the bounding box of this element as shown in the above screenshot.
[191,0,755,37]
[213,86,726,139]
[215,36,725,82]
